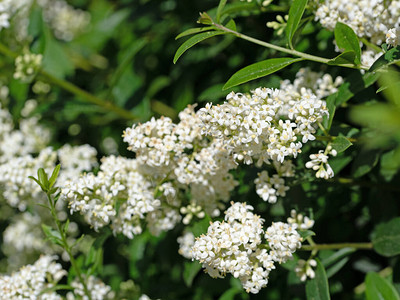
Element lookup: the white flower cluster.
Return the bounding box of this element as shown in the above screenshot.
[386,28,400,47]
[295,258,317,282]
[67,275,113,300]
[254,170,289,203]
[314,0,400,45]
[177,231,196,259]
[39,0,91,41]
[0,100,51,164]
[287,209,315,230]
[13,52,43,83]
[64,106,238,238]
[306,145,337,179]
[0,255,66,300]
[199,69,335,167]
[191,202,302,294]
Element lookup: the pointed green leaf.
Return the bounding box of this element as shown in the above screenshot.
[305,259,331,300]
[174,31,227,64]
[299,230,316,240]
[48,164,61,189]
[286,0,308,49]
[38,168,49,191]
[325,257,349,278]
[321,248,356,268]
[369,45,400,72]
[327,51,356,66]
[365,272,400,300]
[223,57,303,90]
[42,224,63,246]
[183,261,202,287]
[331,136,352,153]
[175,26,215,40]
[372,217,400,257]
[216,0,228,23]
[334,22,361,65]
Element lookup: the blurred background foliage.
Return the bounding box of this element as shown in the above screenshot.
[0,0,400,299]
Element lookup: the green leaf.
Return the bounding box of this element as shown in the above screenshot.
[321,248,356,268]
[372,217,400,257]
[325,257,349,278]
[369,45,400,72]
[299,230,316,240]
[286,0,308,49]
[331,136,352,153]
[48,164,61,189]
[173,31,227,64]
[183,261,202,287]
[305,259,331,300]
[38,168,49,191]
[175,27,215,40]
[351,149,381,178]
[365,272,400,300]
[216,0,228,23]
[378,68,400,107]
[334,22,361,65]
[42,224,63,246]
[218,287,241,300]
[223,57,303,90]
[327,51,356,66]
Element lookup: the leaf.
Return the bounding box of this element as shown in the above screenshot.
[331,136,352,153]
[327,51,356,66]
[42,224,63,246]
[321,248,356,268]
[173,31,227,64]
[38,168,49,191]
[334,22,361,65]
[175,27,215,40]
[286,0,308,49]
[351,149,381,178]
[299,230,316,240]
[372,217,400,257]
[369,45,400,72]
[365,272,400,300]
[305,259,331,300]
[48,164,61,189]
[216,0,228,23]
[223,57,303,90]
[183,261,202,287]
[325,257,349,278]
[218,287,241,300]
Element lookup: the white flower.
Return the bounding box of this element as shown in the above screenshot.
[295,259,317,281]
[386,28,400,47]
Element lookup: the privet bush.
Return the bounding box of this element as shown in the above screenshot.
[0,0,400,299]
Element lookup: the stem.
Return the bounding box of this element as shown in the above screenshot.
[39,71,137,120]
[300,242,373,251]
[213,23,368,70]
[329,177,400,192]
[0,42,137,121]
[315,135,357,143]
[46,193,92,300]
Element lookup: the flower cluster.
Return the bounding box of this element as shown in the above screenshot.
[386,28,400,47]
[295,259,317,282]
[199,72,332,166]
[177,231,196,259]
[287,209,315,230]
[306,145,337,179]
[13,52,43,83]
[63,106,238,238]
[67,275,114,300]
[0,0,90,42]
[0,255,66,299]
[39,0,91,41]
[314,0,400,45]
[191,202,302,294]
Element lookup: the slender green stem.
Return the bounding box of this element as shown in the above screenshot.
[39,71,137,120]
[0,42,138,121]
[213,23,368,70]
[329,177,400,192]
[315,135,357,143]
[300,242,373,251]
[46,193,92,300]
